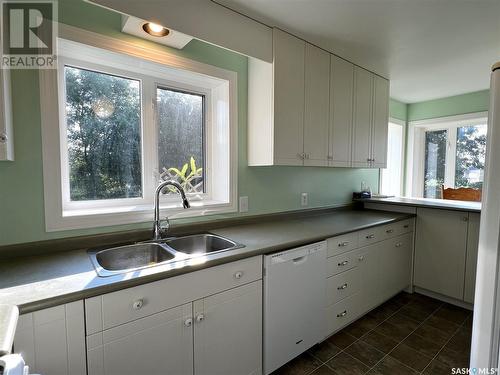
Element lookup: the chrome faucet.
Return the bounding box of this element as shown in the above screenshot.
[153,180,190,240]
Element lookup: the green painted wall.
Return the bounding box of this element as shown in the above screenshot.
[408,90,490,122]
[0,0,378,246]
[389,99,408,122]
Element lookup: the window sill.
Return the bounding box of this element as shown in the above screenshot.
[47,200,237,232]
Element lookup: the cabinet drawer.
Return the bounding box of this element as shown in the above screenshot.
[327,232,358,257]
[380,223,398,240]
[397,219,414,235]
[327,268,360,306]
[326,293,359,336]
[85,256,262,333]
[358,226,384,247]
[327,250,357,277]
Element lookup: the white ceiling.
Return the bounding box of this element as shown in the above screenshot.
[215,0,500,103]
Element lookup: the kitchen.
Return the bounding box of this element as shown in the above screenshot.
[0,0,499,374]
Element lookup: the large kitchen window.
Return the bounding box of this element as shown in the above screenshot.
[407,113,487,199]
[40,33,237,231]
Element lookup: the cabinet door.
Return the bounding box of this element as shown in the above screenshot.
[371,76,389,168]
[352,67,373,167]
[355,243,381,313]
[304,43,330,166]
[329,55,354,167]
[273,28,305,166]
[87,303,193,375]
[194,280,262,375]
[14,301,86,375]
[381,233,413,299]
[464,213,481,303]
[415,208,468,299]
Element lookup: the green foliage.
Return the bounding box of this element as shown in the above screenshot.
[455,125,486,189]
[65,66,142,201]
[165,157,203,192]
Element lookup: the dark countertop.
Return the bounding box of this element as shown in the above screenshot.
[359,196,481,212]
[0,209,414,314]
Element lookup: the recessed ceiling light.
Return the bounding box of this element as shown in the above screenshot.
[142,22,170,37]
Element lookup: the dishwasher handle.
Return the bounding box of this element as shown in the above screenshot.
[292,255,307,265]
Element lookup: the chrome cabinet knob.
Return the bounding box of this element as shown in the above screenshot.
[337,283,348,290]
[358,255,365,261]
[337,310,347,318]
[234,271,244,279]
[338,260,349,266]
[395,242,403,248]
[338,241,349,247]
[184,318,193,327]
[132,299,144,310]
[196,314,205,323]
[462,216,469,222]
[366,234,375,239]
[386,229,394,234]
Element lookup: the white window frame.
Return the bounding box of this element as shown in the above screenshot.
[405,112,488,198]
[40,24,238,231]
[379,118,406,197]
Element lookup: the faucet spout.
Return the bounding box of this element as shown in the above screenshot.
[152,180,190,240]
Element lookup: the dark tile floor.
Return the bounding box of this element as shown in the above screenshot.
[272,292,473,375]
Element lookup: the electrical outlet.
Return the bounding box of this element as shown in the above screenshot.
[301,192,308,207]
[239,196,249,212]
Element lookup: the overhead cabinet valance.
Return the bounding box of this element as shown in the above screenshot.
[248,28,389,168]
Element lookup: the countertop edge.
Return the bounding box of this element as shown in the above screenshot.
[14,212,415,314]
[0,305,19,356]
[357,197,481,212]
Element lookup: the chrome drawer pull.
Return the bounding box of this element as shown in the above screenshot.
[338,260,349,266]
[337,283,348,290]
[184,318,193,327]
[386,229,394,234]
[338,241,350,247]
[395,242,403,248]
[358,255,365,261]
[366,234,375,239]
[337,310,347,318]
[234,271,244,279]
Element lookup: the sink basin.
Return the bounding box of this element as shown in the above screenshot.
[162,234,243,255]
[88,234,244,277]
[89,243,176,277]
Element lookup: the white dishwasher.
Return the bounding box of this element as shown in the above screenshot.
[263,241,327,374]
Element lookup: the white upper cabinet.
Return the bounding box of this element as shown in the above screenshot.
[371,75,390,168]
[273,28,305,166]
[248,28,389,169]
[304,43,330,166]
[329,55,354,167]
[352,67,374,167]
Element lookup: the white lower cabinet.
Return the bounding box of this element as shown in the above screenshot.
[414,208,469,300]
[13,301,86,375]
[325,221,414,337]
[194,281,262,375]
[85,256,263,375]
[87,303,194,375]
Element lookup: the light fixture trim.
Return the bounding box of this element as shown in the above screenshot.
[142,22,170,37]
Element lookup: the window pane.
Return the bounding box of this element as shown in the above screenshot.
[424,129,447,198]
[455,124,487,189]
[64,66,142,201]
[157,87,204,194]
[381,123,403,196]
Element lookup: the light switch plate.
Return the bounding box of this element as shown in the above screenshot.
[239,196,249,212]
[301,192,308,207]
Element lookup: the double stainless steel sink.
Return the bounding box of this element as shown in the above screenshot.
[88,234,244,277]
